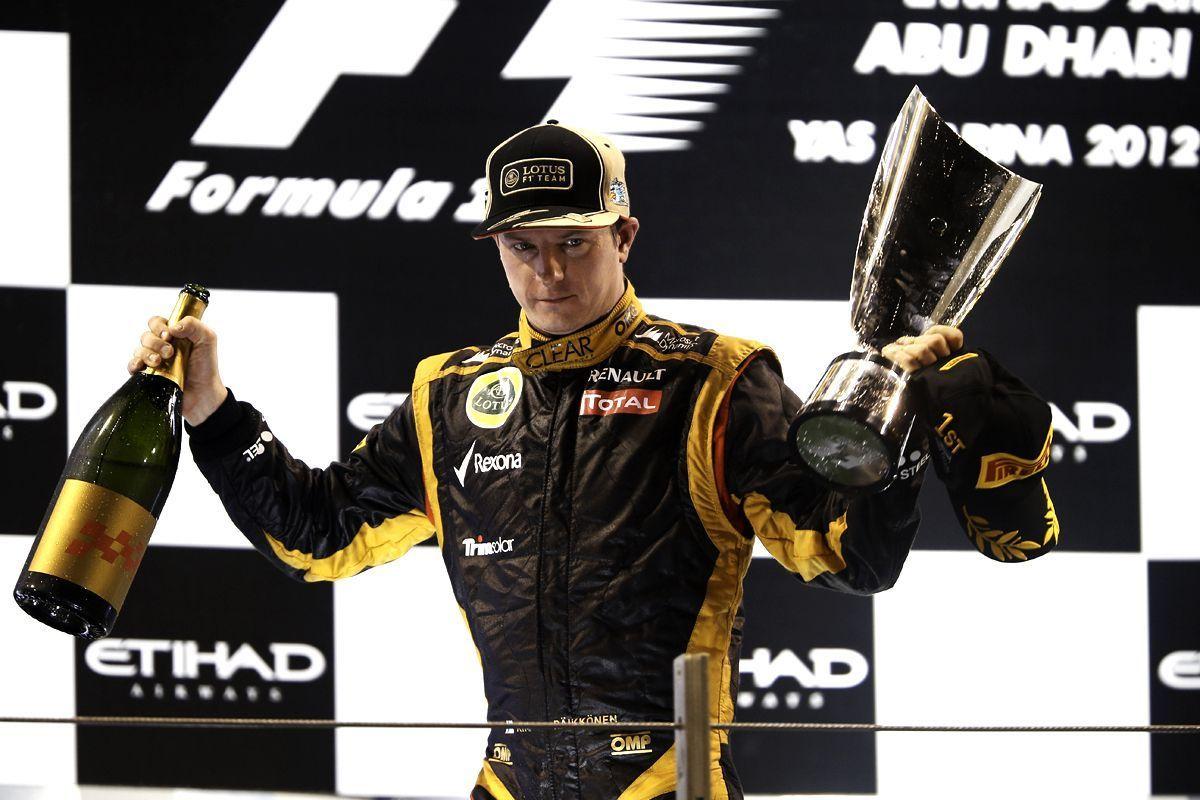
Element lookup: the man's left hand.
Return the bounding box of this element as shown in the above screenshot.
[880,325,965,373]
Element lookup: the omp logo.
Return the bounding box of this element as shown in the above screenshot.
[453,440,523,486]
[0,381,57,440]
[463,534,514,557]
[489,743,513,765]
[1050,401,1131,464]
[1159,651,1200,690]
[85,638,328,702]
[190,0,781,153]
[347,392,408,432]
[738,647,869,711]
[610,732,652,757]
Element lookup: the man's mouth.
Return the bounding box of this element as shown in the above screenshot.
[538,295,575,304]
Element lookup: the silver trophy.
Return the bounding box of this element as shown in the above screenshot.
[790,86,1042,494]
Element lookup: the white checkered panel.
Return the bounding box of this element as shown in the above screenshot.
[333,547,489,797]
[65,284,339,549]
[1138,305,1200,561]
[0,31,70,289]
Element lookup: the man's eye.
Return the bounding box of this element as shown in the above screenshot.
[513,242,533,252]
[565,238,583,248]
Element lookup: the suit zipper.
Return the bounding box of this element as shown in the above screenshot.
[535,372,563,800]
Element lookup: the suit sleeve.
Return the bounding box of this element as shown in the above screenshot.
[185,387,436,582]
[723,355,927,595]
[908,349,1060,562]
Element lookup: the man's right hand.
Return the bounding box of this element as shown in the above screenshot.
[128,315,228,426]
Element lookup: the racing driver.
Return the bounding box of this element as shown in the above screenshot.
[128,121,1060,800]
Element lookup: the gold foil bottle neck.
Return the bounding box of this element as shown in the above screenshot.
[144,285,209,390]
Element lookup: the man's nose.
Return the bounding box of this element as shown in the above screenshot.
[532,251,566,282]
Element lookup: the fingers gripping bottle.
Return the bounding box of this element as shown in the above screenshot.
[12,284,209,639]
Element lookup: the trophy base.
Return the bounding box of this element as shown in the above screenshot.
[791,352,913,495]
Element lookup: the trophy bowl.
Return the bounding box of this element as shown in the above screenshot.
[792,86,1042,495]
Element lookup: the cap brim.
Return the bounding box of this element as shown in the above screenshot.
[471,207,620,239]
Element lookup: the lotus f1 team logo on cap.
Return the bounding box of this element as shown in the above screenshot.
[498,158,573,195]
[466,366,524,429]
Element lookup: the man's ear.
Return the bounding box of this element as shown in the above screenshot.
[617,216,640,263]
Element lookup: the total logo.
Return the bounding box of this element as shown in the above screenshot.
[462,534,515,558]
[1159,651,1200,690]
[85,638,327,703]
[738,647,870,711]
[1049,401,1131,464]
[453,440,523,486]
[579,388,662,417]
[0,381,58,441]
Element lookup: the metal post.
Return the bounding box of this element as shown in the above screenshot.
[674,652,711,800]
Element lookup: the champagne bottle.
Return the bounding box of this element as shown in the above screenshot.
[12,284,209,639]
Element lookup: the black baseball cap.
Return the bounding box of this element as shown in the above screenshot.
[471,120,630,239]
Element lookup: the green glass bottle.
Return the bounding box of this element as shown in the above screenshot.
[12,284,209,639]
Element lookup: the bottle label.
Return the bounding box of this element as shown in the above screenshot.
[28,479,157,612]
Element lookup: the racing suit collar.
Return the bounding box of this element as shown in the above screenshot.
[515,281,645,373]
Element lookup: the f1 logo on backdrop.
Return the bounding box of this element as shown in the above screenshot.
[189,0,778,152]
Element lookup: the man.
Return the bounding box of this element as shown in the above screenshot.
[130,121,1058,800]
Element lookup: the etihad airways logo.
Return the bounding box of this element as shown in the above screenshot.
[1159,651,1200,690]
[1050,401,1131,464]
[453,440,523,486]
[463,534,514,558]
[738,647,869,711]
[0,380,59,442]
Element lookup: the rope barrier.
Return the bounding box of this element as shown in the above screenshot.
[1,715,1198,734]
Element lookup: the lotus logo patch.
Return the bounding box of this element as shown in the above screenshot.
[466,366,524,429]
[498,158,573,195]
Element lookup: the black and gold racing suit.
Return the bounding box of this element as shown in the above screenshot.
[188,283,1058,800]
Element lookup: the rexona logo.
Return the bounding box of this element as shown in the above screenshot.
[579,389,662,417]
[1049,401,1131,464]
[466,367,524,429]
[85,638,327,703]
[1159,651,1200,690]
[462,534,514,558]
[0,381,58,441]
[453,440,523,486]
[738,647,869,711]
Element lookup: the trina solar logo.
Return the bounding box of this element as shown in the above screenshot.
[84,638,327,703]
[738,646,869,711]
[145,0,780,223]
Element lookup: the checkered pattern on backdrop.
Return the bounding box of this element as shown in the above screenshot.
[2,2,1198,797]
